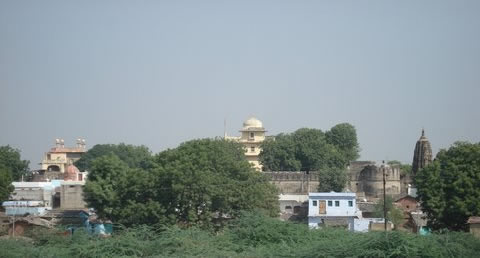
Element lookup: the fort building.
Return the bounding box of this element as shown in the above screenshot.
[225,117,266,171]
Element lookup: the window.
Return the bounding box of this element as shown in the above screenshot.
[250,146,255,152]
[328,200,332,207]
[285,206,292,211]
[335,201,340,207]
[312,200,317,206]
[250,132,254,138]
[348,201,353,207]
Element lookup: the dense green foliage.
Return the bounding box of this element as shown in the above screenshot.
[259,123,359,172]
[325,123,361,162]
[388,160,412,175]
[1,213,480,258]
[84,139,279,227]
[75,143,153,171]
[0,145,29,202]
[0,164,14,203]
[373,195,405,229]
[416,142,480,231]
[316,168,347,192]
[0,145,30,181]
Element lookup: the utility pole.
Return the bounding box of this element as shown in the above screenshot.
[12,202,16,237]
[383,160,387,231]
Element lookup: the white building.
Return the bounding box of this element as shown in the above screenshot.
[2,182,56,216]
[308,192,360,231]
[10,182,56,207]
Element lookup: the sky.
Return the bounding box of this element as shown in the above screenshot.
[1,0,479,168]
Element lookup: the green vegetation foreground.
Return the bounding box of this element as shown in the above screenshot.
[2,213,480,258]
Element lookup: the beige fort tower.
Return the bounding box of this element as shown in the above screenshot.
[225,117,266,171]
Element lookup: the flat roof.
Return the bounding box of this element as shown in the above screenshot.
[61,181,85,185]
[279,194,309,202]
[12,182,55,188]
[309,192,356,197]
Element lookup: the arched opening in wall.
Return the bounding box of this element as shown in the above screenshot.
[47,165,60,172]
[285,206,292,213]
[293,206,301,214]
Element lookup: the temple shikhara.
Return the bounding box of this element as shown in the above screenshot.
[412,129,433,175]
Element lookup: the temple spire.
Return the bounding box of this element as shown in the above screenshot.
[412,129,433,175]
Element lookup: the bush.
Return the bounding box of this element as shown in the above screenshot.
[0,213,479,257]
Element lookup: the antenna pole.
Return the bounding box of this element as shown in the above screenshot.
[224,118,227,138]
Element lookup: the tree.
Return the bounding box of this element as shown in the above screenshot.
[316,168,347,192]
[153,139,279,227]
[83,155,164,225]
[0,145,30,181]
[292,128,330,172]
[373,195,404,229]
[415,142,480,231]
[75,143,153,171]
[325,123,360,162]
[259,134,301,171]
[260,124,360,173]
[388,160,412,175]
[0,165,14,203]
[83,139,279,227]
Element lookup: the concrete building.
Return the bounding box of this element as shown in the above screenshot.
[60,181,86,209]
[10,182,55,207]
[40,138,87,174]
[467,217,480,238]
[2,201,51,216]
[2,182,56,216]
[308,192,359,230]
[225,117,266,170]
[60,164,87,209]
[278,194,308,221]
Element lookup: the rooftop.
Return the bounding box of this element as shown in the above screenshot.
[309,192,356,197]
[48,147,86,153]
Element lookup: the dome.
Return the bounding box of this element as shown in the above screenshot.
[243,117,263,129]
[64,164,80,181]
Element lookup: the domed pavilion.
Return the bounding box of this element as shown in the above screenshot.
[225,117,267,171]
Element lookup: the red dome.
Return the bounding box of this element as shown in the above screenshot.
[64,164,80,181]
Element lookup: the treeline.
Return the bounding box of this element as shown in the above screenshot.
[2,213,480,258]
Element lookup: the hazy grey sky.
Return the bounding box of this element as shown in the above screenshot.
[1,0,479,168]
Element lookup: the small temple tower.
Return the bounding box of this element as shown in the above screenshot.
[412,129,433,175]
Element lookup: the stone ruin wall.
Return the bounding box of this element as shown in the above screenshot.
[264,172,319,194]
[265,161,409,200]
